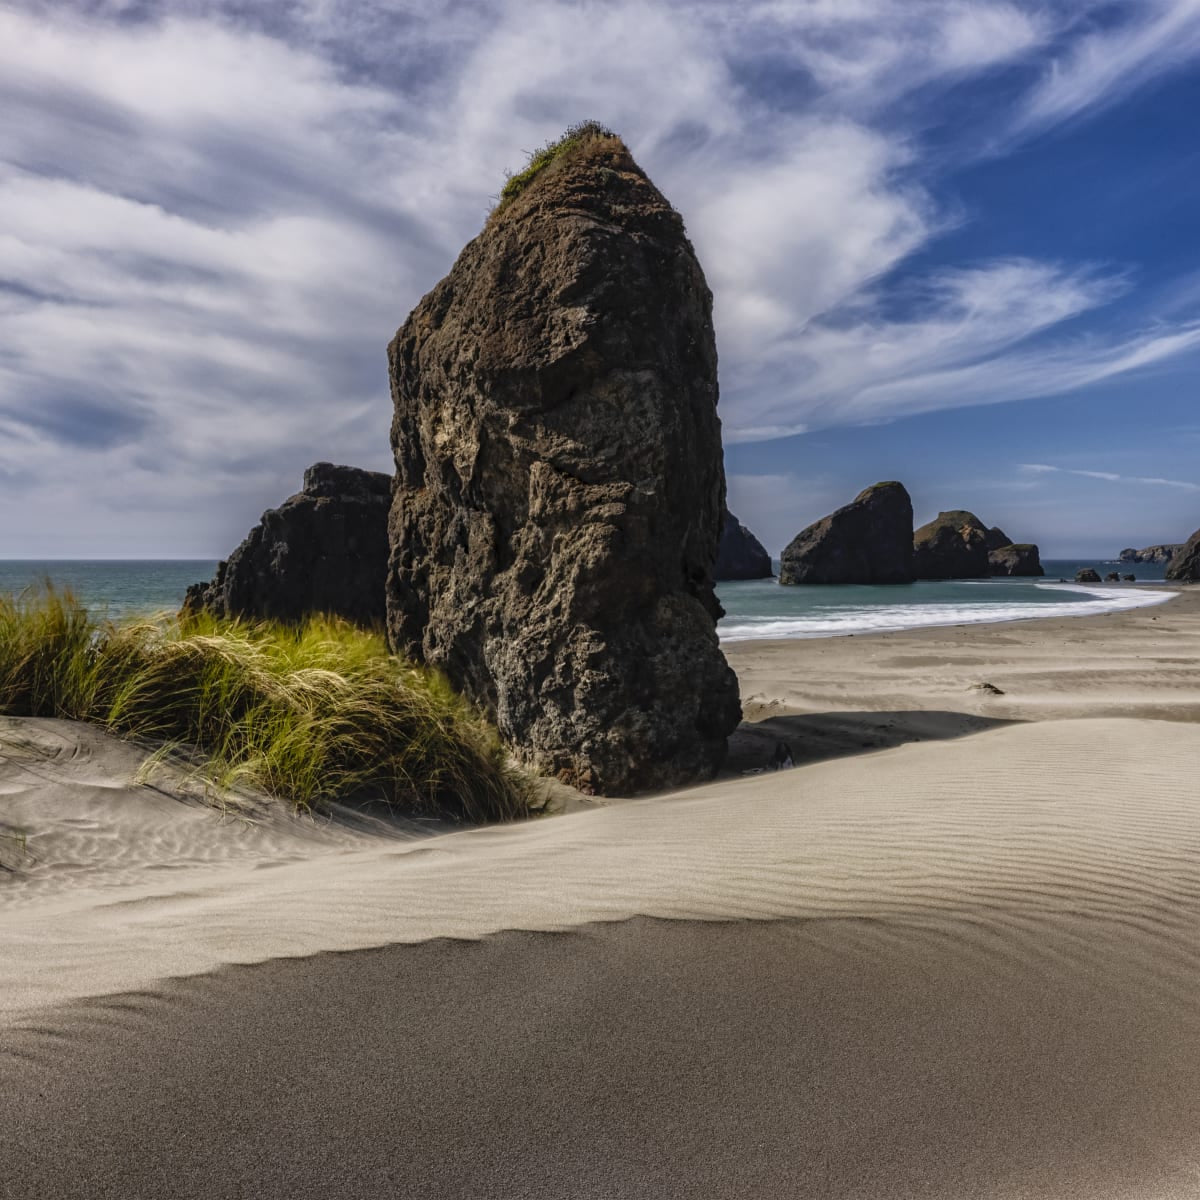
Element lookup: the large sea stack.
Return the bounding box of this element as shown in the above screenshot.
[1166,530,1200,582]
[184,463,391,625]
[714,511,773,580]
[385,127,741,794]
[779,482,914,585]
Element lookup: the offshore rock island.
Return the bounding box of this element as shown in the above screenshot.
[384,127,740,794]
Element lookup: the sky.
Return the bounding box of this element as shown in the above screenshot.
[2,0,1200,558]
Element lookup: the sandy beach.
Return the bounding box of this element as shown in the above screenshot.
[5,588,1200,1198]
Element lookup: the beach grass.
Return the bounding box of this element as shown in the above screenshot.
[0,585,536,822]
[497,120,616,211]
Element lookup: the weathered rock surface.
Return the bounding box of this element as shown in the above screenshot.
[778,482,914,585]
[1121,544,1184,563]
[185,463,391,626]
[1075,568,1102,584]
[987,543,1044,577]
[913,510,991,579]
[385,132,740,794]
[714,511,773,580]
[1166,530,1200,582]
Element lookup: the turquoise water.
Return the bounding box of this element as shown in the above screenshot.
[0,558,1175,640]
[0,561,217,620]
[716,559,1174,642]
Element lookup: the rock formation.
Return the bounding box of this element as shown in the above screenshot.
[987,543,1044,577]
[1105,571,1121,582]
[714,511,773,580]
[1166,530,1200,582]
[913,510,991,579]
[184,463,391,626]
[1075,568,1102,584]
[778,482,914,585]
[385,129,741,794]
[1122,574,1136,582]
[1120,544,1184,564]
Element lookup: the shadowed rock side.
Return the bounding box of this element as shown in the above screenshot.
[185,463,391,626]
[715,511,773,580]
[1166,530,1200,582]
[385,133,740,794]
[779,482,914,585]
[913,510,991,579]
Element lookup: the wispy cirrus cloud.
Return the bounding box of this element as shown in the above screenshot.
[1019,463,1200,492]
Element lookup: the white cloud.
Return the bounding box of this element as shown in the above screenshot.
[1018,464,1200,492]
[1,0,1200,552]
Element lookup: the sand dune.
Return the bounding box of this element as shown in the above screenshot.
[5,593,1200,1195]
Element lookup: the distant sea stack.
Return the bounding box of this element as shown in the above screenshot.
[1166,530,1200,582]
[779,482,914,585]
[184,463,390,625]
[385,125,740,794]
[1120,544,1184,564]
[714,511,772,580]
[913,511,1043,579]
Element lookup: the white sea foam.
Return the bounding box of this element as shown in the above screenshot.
[719,583,1174,643]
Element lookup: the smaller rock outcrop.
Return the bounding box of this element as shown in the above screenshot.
[1166,529,1200,582]
[779,482,914,585]
[987,543,1044,577]
[1122,574,1136,582]
[185,463,391,626]
[1121,544,1184,564]
[1075,568,1102,584]
[714,511,773,580]
[913,510,991,579]
[1105,571,1121,582]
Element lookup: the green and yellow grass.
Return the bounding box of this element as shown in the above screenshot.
[0,586,535,823]
[496,119,616,210]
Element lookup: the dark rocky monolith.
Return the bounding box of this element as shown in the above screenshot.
[1076,568,1102,583]
[715,511,773,580]
[185,463,391,626]
[385,132,740,794]
[779,482,914,585]
[987,543,1044,577]
[1166,530,1200,582]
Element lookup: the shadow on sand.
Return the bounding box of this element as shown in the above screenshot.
[725,709,1022,777]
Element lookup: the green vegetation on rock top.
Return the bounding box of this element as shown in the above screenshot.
[497,120,616,211]
[0,585,537,823]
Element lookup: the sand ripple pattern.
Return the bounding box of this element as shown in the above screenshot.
[4,716,1200,1025]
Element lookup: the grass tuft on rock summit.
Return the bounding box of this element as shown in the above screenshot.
[0,585,535,822]
[496,120,617,211]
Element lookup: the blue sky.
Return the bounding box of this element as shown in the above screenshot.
[2,1,1199,557]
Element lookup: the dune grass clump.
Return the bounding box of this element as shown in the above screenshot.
[497,119,616,210]
[0,585,535,822]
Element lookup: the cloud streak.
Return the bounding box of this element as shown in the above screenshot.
[1019,464,1200,492]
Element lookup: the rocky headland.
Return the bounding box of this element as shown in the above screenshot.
[1166,530,1200,582]
[184,463,391,625]
[1120,544,1184,564]
[385,126,740,794]
[779,482,914,585]
[714,511,773,580]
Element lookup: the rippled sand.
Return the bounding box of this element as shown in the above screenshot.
[4,591,1200,1196]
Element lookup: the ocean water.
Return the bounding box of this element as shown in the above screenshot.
[0,558,1176,641]
[716,560,1175,643]
[0,561,218,620]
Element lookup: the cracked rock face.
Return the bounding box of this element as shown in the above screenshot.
[385,135,740,794]
[1166,530,1200,582]
[184,463,391,626]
